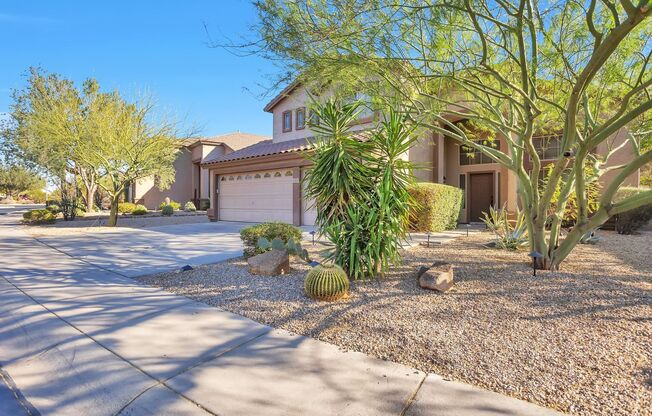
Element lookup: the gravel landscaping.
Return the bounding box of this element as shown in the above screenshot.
[138,230,652,416]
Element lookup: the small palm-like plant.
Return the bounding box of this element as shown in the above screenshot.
[304,100,417,280]
[481,204,528,250]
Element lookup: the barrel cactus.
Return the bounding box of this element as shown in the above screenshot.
[304,264,349,301]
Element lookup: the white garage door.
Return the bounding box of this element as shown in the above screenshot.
[301,168,317,226]
[218,170,294,223]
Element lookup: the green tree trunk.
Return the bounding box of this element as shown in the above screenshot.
[108,196,119,227]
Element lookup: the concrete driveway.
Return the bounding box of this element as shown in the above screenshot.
[33,221,251,277]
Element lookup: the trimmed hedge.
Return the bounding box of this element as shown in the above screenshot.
[22,209,56,225]
[240,222,303,257]
[183,201,197,212]
[159,200,181,211]
[614,186,652,235]
[407,183,463,232]
[118,202,136,214]
[132,204,148,215]
[161,205,174,216]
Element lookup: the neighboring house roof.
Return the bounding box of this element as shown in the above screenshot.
[201,130,374,166]
[181,132,271,151]
[263,80,302,113]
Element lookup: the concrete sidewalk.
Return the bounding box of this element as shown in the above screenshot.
[0,219,561,415]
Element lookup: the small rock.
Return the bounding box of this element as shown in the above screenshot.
[247,249,290,275]
[416,265,430,278]
[419,262,454,292]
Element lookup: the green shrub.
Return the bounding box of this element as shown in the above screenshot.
[304,264,349,301]
[407,183,463,232]
[240,222,303,257]
[76,207,86,217]
[22,209,56,224]
[159,200,181,211]
[46,204,61,215]
[183,201,197,212]
[161,205,174,216]
[615,187,652,235]
[305,103,416,280]
[118,202,136,214]
[132,204,148,215]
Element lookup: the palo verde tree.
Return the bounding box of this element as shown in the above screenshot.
[83,92,178,227]
[9,68,103,212]
[248,0,652,270]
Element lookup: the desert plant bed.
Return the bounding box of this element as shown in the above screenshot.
[138,231,651,416]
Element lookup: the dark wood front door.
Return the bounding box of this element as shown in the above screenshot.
[469,173,494,222]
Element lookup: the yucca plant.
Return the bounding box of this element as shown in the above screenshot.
[480,204,528,250]
[305,100,417,280]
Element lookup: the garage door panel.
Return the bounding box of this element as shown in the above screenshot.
[218,170,294,223]
[219,196,292,210]
[219,209,293,223]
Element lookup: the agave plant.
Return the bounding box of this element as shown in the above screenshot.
[480,204,528,250]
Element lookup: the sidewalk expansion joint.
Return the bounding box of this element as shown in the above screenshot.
[399,372,427,416]
[0,366,41,416]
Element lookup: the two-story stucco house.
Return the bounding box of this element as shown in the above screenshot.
[202,82,639,226]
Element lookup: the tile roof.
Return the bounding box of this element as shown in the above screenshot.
[201,130,375,166]
[180,132,270,151]
[202,137,315,165]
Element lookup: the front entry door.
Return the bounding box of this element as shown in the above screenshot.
[469,173,494,222]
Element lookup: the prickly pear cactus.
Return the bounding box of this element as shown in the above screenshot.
[304,264,349,301]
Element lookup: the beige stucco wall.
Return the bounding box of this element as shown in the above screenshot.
[410,133,435,182]
[270,86,374,143]
[596,128,640,189]
[134,147,194,209]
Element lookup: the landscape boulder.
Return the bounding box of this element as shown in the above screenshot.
[417,261,454,292]
[247,249,290,275]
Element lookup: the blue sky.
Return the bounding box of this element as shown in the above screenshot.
[0,1,280,137]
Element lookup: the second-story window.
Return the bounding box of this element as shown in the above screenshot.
[459,140,501,165]
[296,108,306,130]
[282,110,292,132]
[308,109,320,127]
[532,135,562,160]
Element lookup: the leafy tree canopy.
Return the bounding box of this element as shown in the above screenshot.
[247,0,652,269]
